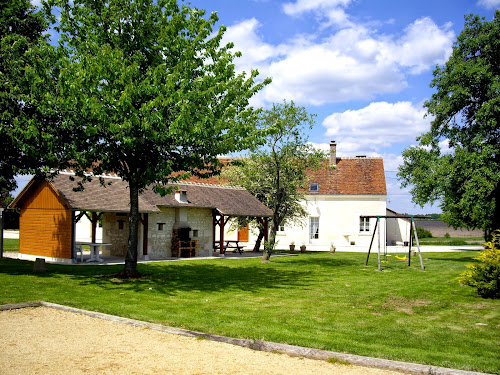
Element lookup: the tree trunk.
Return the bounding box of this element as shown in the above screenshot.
[253,226,264,252]
[261,223,277,261]
[119,181,140,278]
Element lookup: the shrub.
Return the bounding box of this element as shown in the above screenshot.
[414,226,433,239]
[459,230,500,299]
[444,232,450,238]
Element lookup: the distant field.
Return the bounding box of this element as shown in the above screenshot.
[415,221,483,238]
[418,237,484,246]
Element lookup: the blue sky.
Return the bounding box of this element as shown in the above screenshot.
[18,0,499,214]
[186,0,499,214]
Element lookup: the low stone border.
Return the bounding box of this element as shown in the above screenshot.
[1,302,493,375]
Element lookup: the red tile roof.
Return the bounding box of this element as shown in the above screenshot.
[183,157,387,196]
[306,157,386,195]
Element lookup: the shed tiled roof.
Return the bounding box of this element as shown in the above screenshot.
[306,158,386,195]
[13,173,272,217]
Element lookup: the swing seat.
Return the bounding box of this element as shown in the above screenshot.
[395,255,407,261]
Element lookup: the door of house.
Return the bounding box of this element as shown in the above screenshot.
[238,224,249,242]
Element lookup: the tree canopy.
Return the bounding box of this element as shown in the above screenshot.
[0,0,63,199]
[398,11,500,238]
[222,101,325,259]
[41,0,270,275]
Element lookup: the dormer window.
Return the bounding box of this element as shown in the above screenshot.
[175,190,188,203]
[309,183,319,192]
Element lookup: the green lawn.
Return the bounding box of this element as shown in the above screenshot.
[1,252,499,373]
[2,238,19,252]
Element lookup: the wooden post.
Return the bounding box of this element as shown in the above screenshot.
[408,216,412,267]
[365,219,378,266]
[91,212,97,243]
[412,219,425,271]
[219,212,225,255]
[212,210,216,251]
[140,213,149,257]
[377,217,381,272]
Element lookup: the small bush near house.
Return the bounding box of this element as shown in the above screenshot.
[414,226,433,239]
[459,230,500,299]
[444,232,450,238]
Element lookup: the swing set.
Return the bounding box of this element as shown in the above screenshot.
[365,215,425,271]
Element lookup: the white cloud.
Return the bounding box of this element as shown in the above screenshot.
[283,0,354,28]
[225,16,454,106]
[322,101,431,153]
[385,18,454,74]
[477,0,500,8]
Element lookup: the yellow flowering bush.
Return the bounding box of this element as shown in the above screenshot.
[459,230,500,299]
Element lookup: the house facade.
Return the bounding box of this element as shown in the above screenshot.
[223,141,389,250]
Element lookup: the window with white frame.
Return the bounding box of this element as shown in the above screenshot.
[359,217,370,232]
[277,224,285,232]
[310,217,319,239]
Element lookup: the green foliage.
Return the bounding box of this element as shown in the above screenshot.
[444,232,451,238]
[40,0,270,274]
[222,101,326,253]
[415,226,433,239]
[459,230,500,298]
[398,12,500,238]
[0,0,64,196]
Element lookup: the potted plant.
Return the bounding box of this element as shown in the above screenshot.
[289,241,295,251]
[330,242,336,254]
[300,242,306,252]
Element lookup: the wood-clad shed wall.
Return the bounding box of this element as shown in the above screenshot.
[19,181,73,259]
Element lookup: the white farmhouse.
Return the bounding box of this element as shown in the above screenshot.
[223,141,388,251]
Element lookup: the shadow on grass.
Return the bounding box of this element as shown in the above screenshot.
[0,257,316,296]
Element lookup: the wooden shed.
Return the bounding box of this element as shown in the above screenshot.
[9,178,74,262]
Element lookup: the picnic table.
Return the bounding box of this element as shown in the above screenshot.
[76,242,112,263]
[214,240,244,254]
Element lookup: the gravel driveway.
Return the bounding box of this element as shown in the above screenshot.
[0,307,405,375]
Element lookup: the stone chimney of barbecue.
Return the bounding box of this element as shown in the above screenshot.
[330,141,337,166]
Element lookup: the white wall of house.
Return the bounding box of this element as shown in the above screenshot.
[386,210,411,245]
[75,212,103,242]
[225,195,387,251]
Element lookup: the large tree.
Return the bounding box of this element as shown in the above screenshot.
[0,0,63,199]
[398,12,500,239]
[222,101,325,260]
[43,0,270,276]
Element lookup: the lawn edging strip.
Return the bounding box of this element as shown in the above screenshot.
[1,301,493,375]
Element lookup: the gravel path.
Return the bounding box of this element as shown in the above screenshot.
[0,307,405,375]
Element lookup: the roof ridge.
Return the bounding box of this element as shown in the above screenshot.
[170,181,246,190]
[58,170,122,179]
[338,157,382,160]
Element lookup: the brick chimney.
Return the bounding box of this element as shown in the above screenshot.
[330,141,337,166]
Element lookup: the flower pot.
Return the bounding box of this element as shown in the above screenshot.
[289,245,295,251]
[300,245,306,253]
